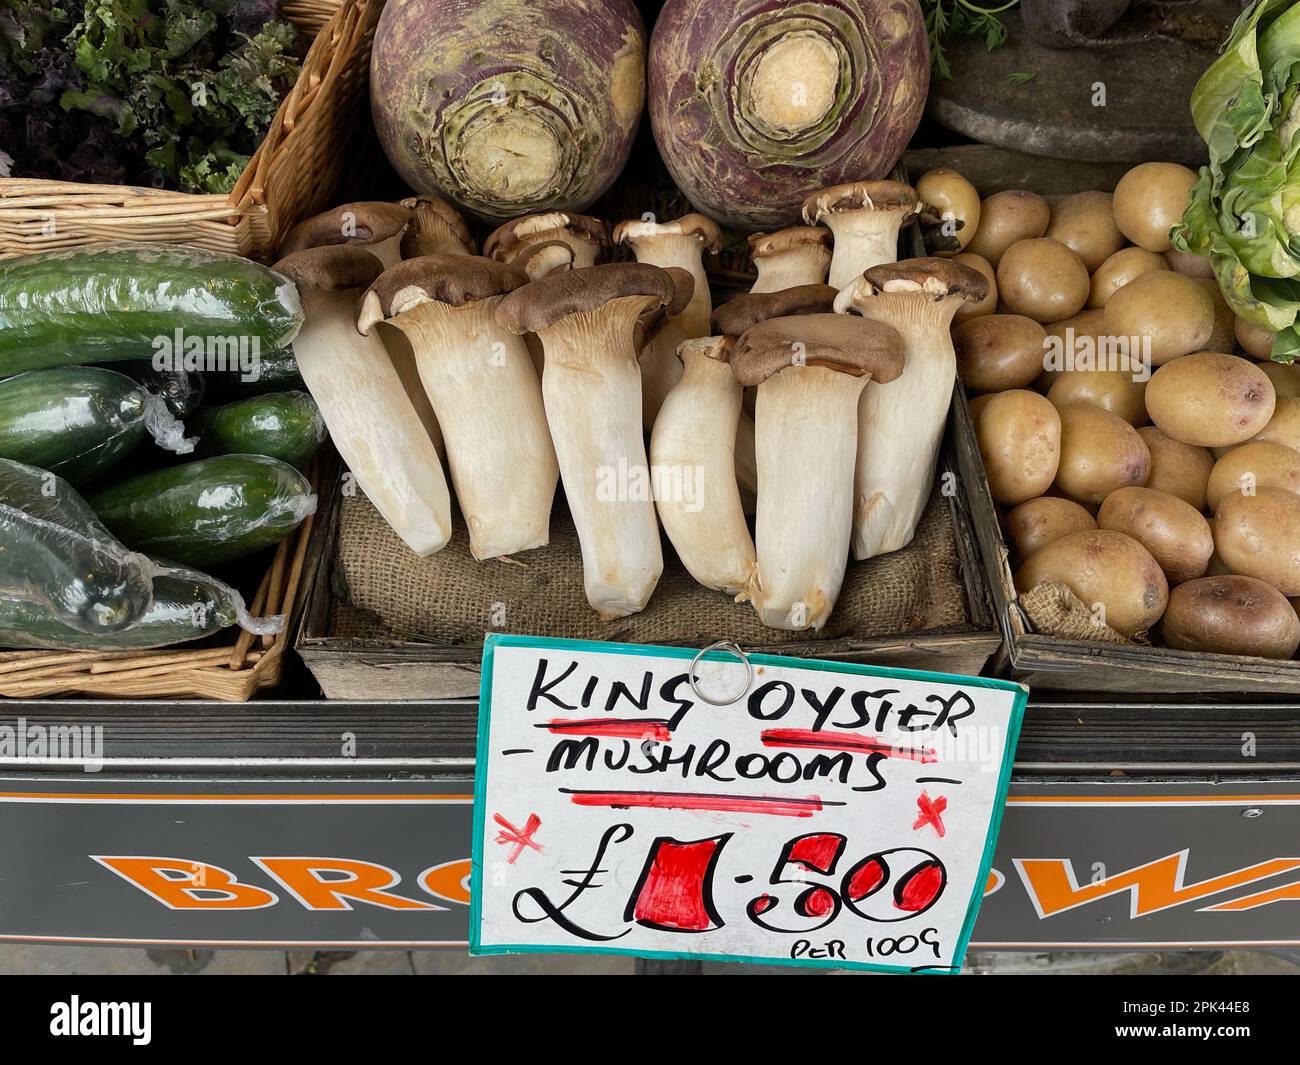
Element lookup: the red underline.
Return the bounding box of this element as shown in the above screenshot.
[543,718,673,741]
[760,728,937,764]
[558,789,837,817]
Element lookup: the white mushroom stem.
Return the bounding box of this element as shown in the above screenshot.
[752,365,866,630]
[381,298,558,560]
[650,341,756,598]
[734,410,758,514]
[293,288,452,555]
[751,247,830,292]
[383,329,446,460]
[822,210,910,288]
[536,295,664,618]
[835,280,963,559]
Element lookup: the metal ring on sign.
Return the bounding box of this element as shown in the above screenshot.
[689,640,753,706]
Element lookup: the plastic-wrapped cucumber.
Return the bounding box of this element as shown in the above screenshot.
[203,347,304,400]
[191,391,325,469]
[0,559,282,650]
[88,454,316,567]
[0,244,303,373]
[113,359,206,417]
[0,457,154,632]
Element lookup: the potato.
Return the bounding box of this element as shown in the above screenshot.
[1214,487,1300,595]
[1037,309,1106,390]
[1163,247,1215,278]
[1006,496,1097,560]
[1054,403,1151,504]
[1097,486,1213,584]
[952,253,998,322]
[1112,162,1198,252]
[967,190,1050,266]
[1163,575,1300,658]
[1249,395,1300,451]
[1046,191,1124,272]
[1137,426,1213,511]
[1257,360,1300,399]
[917,169,980,254]
[976,390,1062,505]
[953,314,1047,392]
[1234,315,1275,359]
[996,238,1090,323]
[1088,248,1166,309]
[1195,278,1235,354]
[1145,353,1276,447]
[1047,369,1147,426]
[968,392,996,422]
[1015,529,1168,636]
[1103,271,1214,366]
[1206,442,1300,512]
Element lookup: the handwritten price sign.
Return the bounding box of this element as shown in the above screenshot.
[469,635,1026,973]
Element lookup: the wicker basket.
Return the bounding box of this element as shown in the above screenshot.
[0,0,375,262]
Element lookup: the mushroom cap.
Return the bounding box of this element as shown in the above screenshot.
[731,314,905,387]
[400,194,474,251]
[677,335,735,365]
[712,284,837,337]
[483,211,611,262]
[495,262,677,335]
[661,266,696,317]
[801,180,918,225]
[278,201,413,256]
[273,245,385,292]
[356,254,526,333]
[517,240,577,280]
[747,226,831,260]
[845,256,990,305]
[612,213,723,253]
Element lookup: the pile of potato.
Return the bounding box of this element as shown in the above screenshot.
[925,162,1300,660]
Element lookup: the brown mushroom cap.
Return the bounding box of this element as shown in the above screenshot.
[678,335,735,365]
[483,211,611,262]
[495,262,678,335]
[661,267,696,317]
[278,201,413,257]
[612,213,723,252]
[712,284,837,337]
[801,180,918,225]
[516,240,577,280]
[356,254,526,333]
[731,314,905,386]
[400,194,474,251]
[747,226,831,260]
[273,245,385,292]
[859,256,990,303]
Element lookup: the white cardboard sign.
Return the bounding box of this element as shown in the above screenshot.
[470,635,1027,973]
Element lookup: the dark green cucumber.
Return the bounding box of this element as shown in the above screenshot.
[112,359,206,417]
[191,391,325,469]
[203,346,304,400]
[88,454,316,567]
[0,244,303,373]
[0,561,244,650]
[0,367,149,484]
[0,457,154,632]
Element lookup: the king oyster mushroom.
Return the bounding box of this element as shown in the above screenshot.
[802,180,919,288]
[399,194,476,258]
[496,263,691,618]
[279,201,414,267]
[747,227,832,293]
[834,257,990,559]
[484,211,611,271]
[357,255,558,560]
[732,314,905,630]
[273,246,452,556]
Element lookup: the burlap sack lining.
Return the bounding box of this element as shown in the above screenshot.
[1018,579,1142,645]
[328,485,971,648]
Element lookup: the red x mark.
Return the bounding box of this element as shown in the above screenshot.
[493,812,543,864]
[913,790,948,838]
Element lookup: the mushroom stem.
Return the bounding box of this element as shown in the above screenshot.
[295,288,452,555]
[824,214,906,288]
[734,411,758,514]
[752,366,865,629]
[650,338,756,597]
[751,251,830,293]
[381,299,558,560]
[536,295,664,618]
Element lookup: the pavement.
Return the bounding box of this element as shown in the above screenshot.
[0,944,1296,975]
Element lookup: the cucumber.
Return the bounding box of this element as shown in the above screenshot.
[0,561,243,650]
[191,391,325,469]
[203,346,304,400]
[0,457,154,632]
[112,359,206,417]
[0,367,148,484]
[0,244,303,373]
[88,454,316,567]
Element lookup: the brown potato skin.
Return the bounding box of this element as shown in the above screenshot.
[954,314,1047,393]
[1054,403,1152,504]
[977,390,1062,505]
[1206,442,1300,512]
[1163,575,1300,658]
[1214,487,1300,596]
[1006,496,1097,560]
[1145,353,1277,447]
[1196,278,1236,354]
[1088,249,1166,309]
[1112,162,1197,252]
[1097,486,1213,584]
[1047,369,1148,426]
[1046,191,1124,272]
[951,253,998,322]
[1138,426,1213,511]
[918,169,980,254]
[997,238,1089,323]
[1163,247,1215,278]
[1103,272,1214,366]
[967,190,1050,266]
[1258,361,1300,399]
[1234,315,1275,359]
[1015,529,1168,636]
[1250,396,1300,452]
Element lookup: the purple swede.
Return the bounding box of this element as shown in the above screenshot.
[371,0,646,222]
[648,0,930,231]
